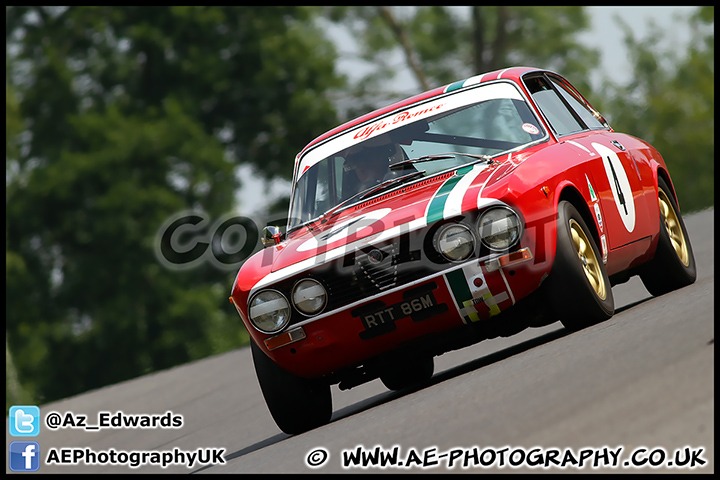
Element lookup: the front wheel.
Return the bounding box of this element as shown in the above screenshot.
[250,341,332,435]
[544,201,614,331]
[639,177,696,296]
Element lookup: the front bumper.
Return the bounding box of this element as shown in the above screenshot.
[257,246,538,379]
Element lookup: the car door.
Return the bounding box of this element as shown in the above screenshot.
[524,73,652,268]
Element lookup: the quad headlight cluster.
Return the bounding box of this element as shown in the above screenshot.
[434,206,522,261]
[248,279,328,333]
[434,224,475,261]
[248,290,291,333]
[249,207,521,333]
[477,207,522,251]
[292,279,327,315]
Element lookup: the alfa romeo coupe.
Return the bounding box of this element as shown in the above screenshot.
[229,66,696,434]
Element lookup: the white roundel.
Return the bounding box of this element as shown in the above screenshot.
[297,208,392,252]
[592,142,635,233]
[522,123,540,135]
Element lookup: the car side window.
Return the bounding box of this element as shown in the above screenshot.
[525,76,584,136]
[549,77,606,131]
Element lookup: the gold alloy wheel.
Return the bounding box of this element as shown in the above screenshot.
[569,219,607,300]
[658,189,690,267]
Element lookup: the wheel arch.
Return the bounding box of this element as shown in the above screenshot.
[556,184,602,255]
[656,167,680,208]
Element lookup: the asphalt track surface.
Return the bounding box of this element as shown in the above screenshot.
[6,208,714,474]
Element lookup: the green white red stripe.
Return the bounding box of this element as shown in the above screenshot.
[444,263,502,323]
[425,164,492,223]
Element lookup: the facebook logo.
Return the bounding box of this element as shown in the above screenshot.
[9,441,40,472]
[9,405,40,436]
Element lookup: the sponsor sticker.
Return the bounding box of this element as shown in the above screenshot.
[594,202,604,232]
[586,174,598,202]
[521,123,540,135]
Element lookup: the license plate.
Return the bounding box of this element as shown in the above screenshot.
[353,282,448,340]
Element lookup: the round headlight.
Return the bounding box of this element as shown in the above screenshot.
[478,207,522,251]
[434,224,475,261]
[248,290,291,333]
[292,279,327,315]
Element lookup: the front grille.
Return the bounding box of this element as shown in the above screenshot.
[301,236,437,316]
[356,243,398,291]
[274,214,490,325]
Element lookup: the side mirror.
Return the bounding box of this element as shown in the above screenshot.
[261,226,283,248]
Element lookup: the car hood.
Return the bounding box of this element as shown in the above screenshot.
[270,162,507,275]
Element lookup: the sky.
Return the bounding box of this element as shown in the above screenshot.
[577,6,696,87]
[235,6,699,217]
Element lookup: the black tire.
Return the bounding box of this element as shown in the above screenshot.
[250,341,332,435]
[544,201,614,331]
[380,355,434,391]
[639,177,696,296]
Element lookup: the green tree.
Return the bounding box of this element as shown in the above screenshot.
[596,7,714,212]
[6,6,343,181]
[6,6,344,404]
[325,6,599,116]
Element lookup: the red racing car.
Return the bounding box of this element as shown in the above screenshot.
[230,66,696,434]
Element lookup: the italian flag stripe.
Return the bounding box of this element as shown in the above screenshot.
[445,268,471,306]
[426,166,474,224]
[444,79,466,93]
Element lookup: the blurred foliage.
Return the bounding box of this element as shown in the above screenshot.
[592,7,714,213]
[324,6,600,117]
[6,6,344,406]
[327,6,713,211]
[5,6,713,408]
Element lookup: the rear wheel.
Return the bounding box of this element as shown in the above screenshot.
[250,341,332,435]
[639,177,696,295]
[544,201,614,331]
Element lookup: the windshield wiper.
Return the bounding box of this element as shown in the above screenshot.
[291,153,493,234]
[389,152,493,171]
[319,170,426,224]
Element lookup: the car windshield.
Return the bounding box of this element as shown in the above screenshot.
[288,81,545,231]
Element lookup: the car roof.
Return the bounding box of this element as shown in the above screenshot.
[298,66,545,157]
